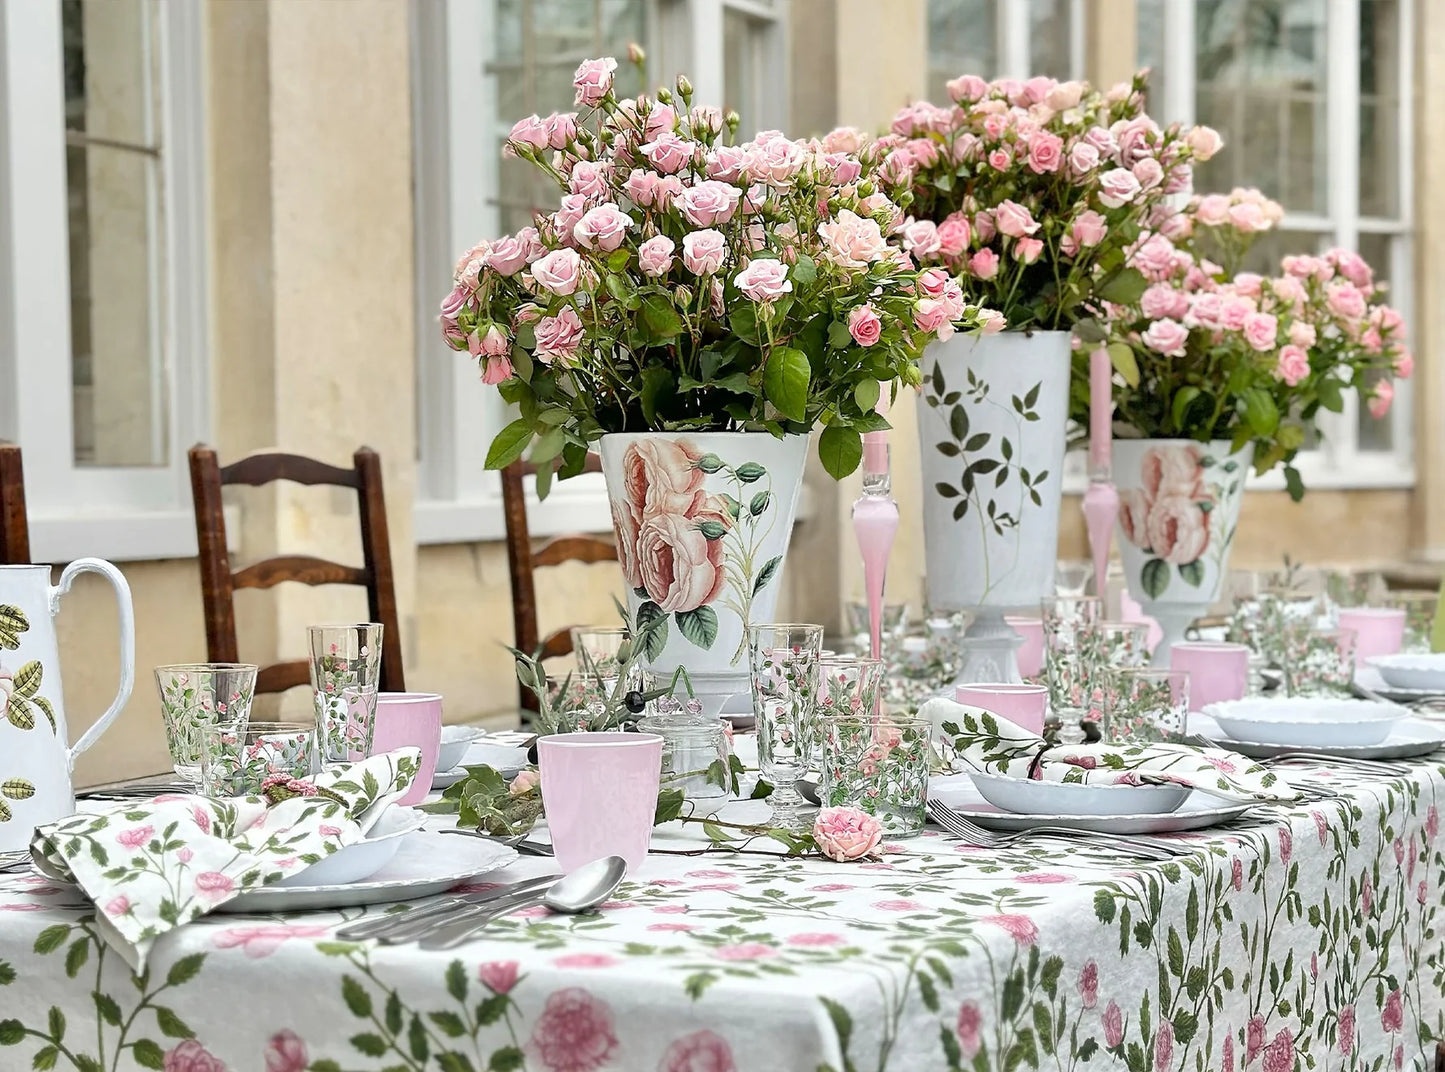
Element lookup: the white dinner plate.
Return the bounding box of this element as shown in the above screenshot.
[1193,712,1445,761]
[1204,698,1404,748]
[1355,666,1442,702]
[277,807,428,888]
[969,771,1190,816]
[1368,654,1445,693]
[216,829,518,912]
[930,777,1252,834]
[436,726,488,772]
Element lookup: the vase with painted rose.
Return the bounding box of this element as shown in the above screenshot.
[1114,439,1253,666]
[600,431,809,716]
[915,329,1071,685]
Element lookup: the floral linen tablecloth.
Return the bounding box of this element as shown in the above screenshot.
[1,759,1443,1072]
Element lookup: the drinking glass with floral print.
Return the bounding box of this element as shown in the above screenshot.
[154,663,257,786]
[748,623,823,832]
[1227,592,1316,694]
[816,657,885,719]
[199,722,318,797]
[1103,667,1190,744]
[1083,622,1151,727]
[308,624,383,765]
[1385,590,1439,654]
[821,714,930,836]
[1282,627,1356,698]
[1040,596,1102,742]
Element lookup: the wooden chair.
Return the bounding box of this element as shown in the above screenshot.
[0,443,29,565]
[188,446,405,695]
[501,456,617,712]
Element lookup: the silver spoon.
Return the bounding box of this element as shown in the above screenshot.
[417,855,627,951]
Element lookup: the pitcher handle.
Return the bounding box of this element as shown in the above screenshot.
[49,558,135,765]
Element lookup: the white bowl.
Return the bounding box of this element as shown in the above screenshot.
[436,725,487,772]
[1203,697,1404,748]
[1367,654,1445,693]
[278,807,428,887]
[969,772,1190,817]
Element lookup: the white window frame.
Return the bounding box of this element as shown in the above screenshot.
[412,0,790,545]
[929,0,1086,89]
[0,0,211,561]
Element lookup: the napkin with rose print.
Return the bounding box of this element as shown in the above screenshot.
[29,749,420,972]
[919,698,1296,804]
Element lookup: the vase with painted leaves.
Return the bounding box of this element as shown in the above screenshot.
[1114,439,1252,665]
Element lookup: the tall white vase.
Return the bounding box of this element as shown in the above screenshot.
[916,330,1071,683]
[599,431,808,716]
[1112,439,1253,666]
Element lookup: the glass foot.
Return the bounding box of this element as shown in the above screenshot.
[765,782,814,832]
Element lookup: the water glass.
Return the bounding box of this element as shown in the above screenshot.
[1227,592,1315,694]
[569,627,633,682]
[817,657,886,718]
[1103,668,1190,744]
[155,663,258,785]
[309,623,384,764]
[1283,627,1356,698]
[1055,561,1092,597]
[1386,590,1440,654]
[821,715,930,836]
[200,722,318,797]
[749,623,824,831]
[1041,596,1102,739]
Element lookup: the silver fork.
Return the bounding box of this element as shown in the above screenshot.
[1263,752,1412,777]
[925,800,1185,861]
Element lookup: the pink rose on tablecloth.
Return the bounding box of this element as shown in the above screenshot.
[191,806,212,835]
[1154,1019,1173,1071]
[813,807,884,862]
[117,825,154,850]
[1420,879,1429,904]
[713,943,775,961]
[264,1030,308,1072]
[163,1040,227,1072]
[1312,810,1329,846]
[1361,873,1374,915]
[1102,1001,1124,1049]
[1145,496,1210,566]
[653,904,689,913]
[956,1002,982,1058]
[1261,1029,1293,1072]
[177,848,194,864]
[1245,1015,1266,1064]
[1017,871,1072,884]
[1277,827,1292,866]
[213,924,328,958]
[530,988,618,1072]
[1396,1045,1405,1069]
[659,1029,736,1072]
[1382,988,1403,1032]
[1232,857,1244,891]
[1221,1034,1234,1072]
[985,914,1038,946]
[787,932,844,947]
[194,872,235,901]
[479,961,520,994]
[809,883,856,893]
[1431,806,1442,843]
[573,57,616,107]
[1077,961,1098,1008]
[318,824,342,838]
[1339,1004,1355,1053]
[105,895,131,917]
[649,922,695,932]
[1393,836,1405,864]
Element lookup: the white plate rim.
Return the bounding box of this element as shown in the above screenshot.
[969,770,1192,815]
[1196,714,1445,760]
[940,796,1253,834]
[1355,666,1442,700]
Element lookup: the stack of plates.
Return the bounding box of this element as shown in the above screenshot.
[1200,697,1444,760]
[1367,654,1445,695]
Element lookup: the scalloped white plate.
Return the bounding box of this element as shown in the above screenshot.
[276,807,428,888]
[1368,654,1445,693]
[1204,698,1403,748]
[969,772,1191,816]
[930,778,1251,833]
[1193,712,1445,761]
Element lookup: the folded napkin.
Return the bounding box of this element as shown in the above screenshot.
[31,749,420,971]
[920,698,1296,804]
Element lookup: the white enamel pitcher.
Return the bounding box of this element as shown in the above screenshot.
[0,561,134,851]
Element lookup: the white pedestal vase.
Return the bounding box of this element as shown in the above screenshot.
[916,330,1072,686]
[1112,439,1253,667]
[599,431,809,717]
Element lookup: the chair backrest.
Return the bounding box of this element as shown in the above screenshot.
[501,456,617,711]
[0,443,29,566]
[188,445,405,695]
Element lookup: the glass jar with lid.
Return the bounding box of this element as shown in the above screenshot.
[638,698,730,815]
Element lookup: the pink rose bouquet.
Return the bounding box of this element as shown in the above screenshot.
[888,70,1220,331]
[443,55,991,485]
[1079,187,1411,499]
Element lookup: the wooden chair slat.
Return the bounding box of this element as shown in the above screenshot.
[256,660,312,695]
[232,556,369,591]
[219,452,361,489]
[537,628,576,662]
[532,535,617,569]
[0,443,31,566]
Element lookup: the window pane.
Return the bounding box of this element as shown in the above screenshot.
[1359,0,1402,218]
[1137,0,1165,106]
[927,0,997,102]
[64,0,168,468]
[490,0,648,235]
[1355,232,1396,452]
[1194,0,1328,214]
[1029,0,1075,80]
[724,9,765,139]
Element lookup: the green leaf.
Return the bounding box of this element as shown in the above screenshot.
[1140,558,1169,600]
[165,954,205,991]
[1178,560,1205,587]
[762,346,810,422]
[0,606,28,650]
[0,1020,21,1045]
[33,926,69,955]
[6,702,32,730]
[446,959,468,1003]
[1170,386,1201,431]
[154,1007,193,1040]
[430,1011,468,1039]
[484,418,534,471]
[918,972,939,1012]
[639,366,675,426]
[749,491,771,517]
[1107,342,1140,388]
[384,990,404,1035]
[949,405,969,442]
[1284,465,1305,502]
[1,779,33,802]
[1317,376,1345,412]
[46,1007,63,1042]
[1241,388,1279,436]
[409,1015,430,1063]
[1097,267,1148,305]
[641,295,685,339]
[12,662,41,699]
[818,424,862,479]
[31,696,55,734]
[853,379,881,413]
[350,1033,388,1057]
[32,1045,57,1071]
[94,993,122,1027]
[131,1040,165,1070]
[635,602,668,659]
[827,320,853,349]
[63,940,87,979]
[675,606,719,650]
[489,1047,525,1072]
[753,555,782,597]
[342,975,373,1019]
[819,997,853,1052]
[789,254,817,287]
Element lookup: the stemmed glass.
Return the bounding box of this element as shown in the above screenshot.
[816,657,886,718]
[1085,622,1150,730]
[308,623,384,764]
[155,663,258,786]
[749,623,823,832]
[1041,596,1102,742]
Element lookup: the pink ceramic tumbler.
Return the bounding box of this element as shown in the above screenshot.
[955,683,1049,735]
[1167,642,1248,712]
[539,732,663,872]
[1005,616,1046,679]
[1337,608,1407,663]
[371,693,444,805]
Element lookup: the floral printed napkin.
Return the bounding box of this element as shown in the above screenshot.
[919,698,1296,803]
[29,749,420,972]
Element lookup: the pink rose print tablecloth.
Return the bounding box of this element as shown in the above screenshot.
[0,758,1443,1071]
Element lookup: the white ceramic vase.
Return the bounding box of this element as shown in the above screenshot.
[599,431,808,716]
[915,330,1071,683]
[1113,438,1253,666]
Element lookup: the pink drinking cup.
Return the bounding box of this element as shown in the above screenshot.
[1005,616,1046,679]
[371,693,444,805]
[538,732,663,873]
[1167,642,1248,712]
[1336,608,1407,663]
[955,683,1049,735]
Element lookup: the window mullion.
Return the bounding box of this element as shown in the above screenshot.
[689,0,724,105]
[997,0,1029,80]
[1160,0,1194,127]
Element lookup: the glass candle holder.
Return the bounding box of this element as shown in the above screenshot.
[817,657,886,719]
[639,699,730,816]
[200,722,318,797]
[1103,668,1190,744]
[1041,596,1103,741]
[1283,627,1357,698]
[749,623,824,832]
[309,623,384,764]
[821,715,930,836]
[155,663,258,785]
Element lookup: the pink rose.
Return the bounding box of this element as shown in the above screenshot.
[1245,1016,1267,1064]
[574,204,632,252]
[1026,132,1063,174]
[1327,281,1367,321]
[105,895,131,916]
[1228,201,1267,233]
[486,236,530,277]
[637,510,726,613]
[1274,345,1309,387]
[994,200,1039,238]
[567,160,611,199]
[1261,1029,1293,1072]
[1140,284,1188,320]
[903,219,941,258]
[969,248,1000,280]
[265,1031,308,1072]
[705,145,748,183]
[544,111,577,149]
[1395,348,1414,378]
[1362,872,1374,914]
[984,913,1037,946]
[623,439,705,521]
[913,298,954,338]
[509,769,540,796]
[659,1030,735,1072]
[1232,856,1244,891]
[117,825,154,850]
[956,1002,982,1058]
[1016,871,1072,884]
[689,105,723,135]
[1142,320,1188,357]
[734,259,791,303]
[848,305,882,347]
[1429,806,1439,842]
[947,73,989,103]
[1222,1036,1235,1072]
[1278,827,1292,866]
[1068,141,1100,177]
[530,988,618,1072]
[1219,294,1255,331]
[213,924,328,958]
[1132,235,1177,278]
[1014,237,1044,264]
[1146,496,1210,565]
[1098,168,1142,208]
[508,115,549,152]
[786,932,844,947]
[177,847,194,864]
[573,57,617,107]
[713,943,776,961]
[978,308,1007,334]
[936,215,972,257]
[1103,1001,1124,1049]
[1339,1004,1355,1053]
[610,498,645,589]
[1382,988,1405,1033]
[1141,444,1204,499]
[534,307,585,363]
[624,169,662,207]
[677,181,741,227]
[553,953,618,969]
[1193,194,1230,226]
[164,1040,226,1072]
[1185,125,1223,160]
[1077,960,1098,1008]
[682,230,728,275]
[818,209,889,270]
[812,807,883,861]
[1071,210,1108,248]
[1242,312,1278,351]
[638,235,676,277]
[748,137,808,186]
[987,148,1011,171]
[532,248,584,296]
[641,132,693,174]
[1369,380,1394,419]
[1154,1019,1173,1072]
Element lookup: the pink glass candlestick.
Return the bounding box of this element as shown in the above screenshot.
[854,432,899,662]
[1084,347,1118,602]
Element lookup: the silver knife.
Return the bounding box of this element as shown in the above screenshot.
[412,888,549,950]
[335,875,556,942]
